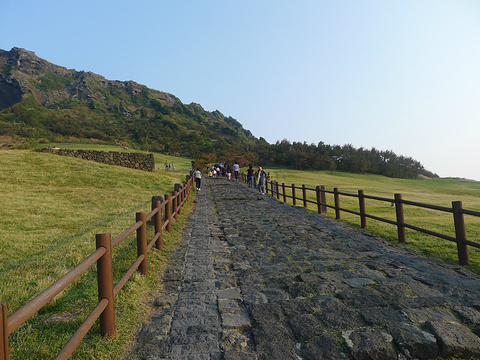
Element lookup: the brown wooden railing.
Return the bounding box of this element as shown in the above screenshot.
[239,173,480,266]
[0,175,194,360]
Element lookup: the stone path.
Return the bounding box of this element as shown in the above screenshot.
[135,178,480,360]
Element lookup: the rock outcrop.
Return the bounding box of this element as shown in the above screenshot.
[0,47,178,111]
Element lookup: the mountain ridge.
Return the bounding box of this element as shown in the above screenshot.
[0,47,262,162]
[0,47,436,179]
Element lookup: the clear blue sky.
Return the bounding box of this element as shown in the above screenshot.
[2,0,480,180]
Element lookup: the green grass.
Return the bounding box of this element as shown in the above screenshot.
[0,149,195,359]
[262,167,480,274]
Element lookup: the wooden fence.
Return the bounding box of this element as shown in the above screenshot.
[0,175,194,360]
[240,173,480,266]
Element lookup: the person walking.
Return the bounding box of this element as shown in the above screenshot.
[194,168,202,190]
[258,166,267,194]
[233,162,240,180]
[247,164,255,188]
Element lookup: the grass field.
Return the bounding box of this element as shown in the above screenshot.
[0,148,195,359]
[263,167,480,274]
[3,148,480,359]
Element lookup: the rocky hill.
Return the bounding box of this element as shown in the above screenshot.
[0,47,436,178]
[0,47,263,160]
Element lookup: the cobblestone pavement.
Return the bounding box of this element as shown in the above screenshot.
[135,178,480,360]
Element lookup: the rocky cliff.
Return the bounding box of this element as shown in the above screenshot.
[0,47,177,111]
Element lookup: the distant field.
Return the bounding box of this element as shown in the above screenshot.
[0,149,194,359]
[263,167,480,274]
[31,142,194,171]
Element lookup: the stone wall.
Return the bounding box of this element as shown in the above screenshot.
[35,148,155,172]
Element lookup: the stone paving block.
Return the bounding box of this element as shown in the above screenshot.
[360,307,405,327]
[249,302,285,324]
[337,287,389,308]
[221,311,251,330]
[252,323,297,359]
[342,277,376,288]
[374,281,416,300]
[402,307,459,324]
[427,320,480,358]
[393,296,452,309]
[453,305,480,325]
[390,323,439,359]
[287,314,323,342]
[300,333,349,360]
[279,298,315,317]
[342,328,397,360]
[215,273,237,289]
[218,287,242,300]
[313,295,365,331]
[218,298,241,313]
[260,288,290,302]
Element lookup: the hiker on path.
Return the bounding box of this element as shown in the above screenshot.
[257,166,267,194]
[226,165,232,180]
[194,168,202,190]
[233,162,240,180]
[247,164,255,188]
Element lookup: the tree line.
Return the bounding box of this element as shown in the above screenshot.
[250,139,437,179]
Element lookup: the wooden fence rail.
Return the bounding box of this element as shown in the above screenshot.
[0,175,194,360]
[240,173,480,266]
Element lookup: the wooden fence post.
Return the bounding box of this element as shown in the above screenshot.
[174,184,182,216]
[394,193,406,243]
[282,183,286,203]
[136,212,148,275]
[302,185,307,208]
[276,182,280,200]
[358,190,367,229]
[334,188,341,219]
[172,191,178,221]
[1,302,8,360]
[321,185,327,213]
[165,194,172,232]
[316,186,322,214]
[178,188,183,215]
[452,201,469,265]
[292,184,296,206]
[96,233,116,336]
[154,201,163,250]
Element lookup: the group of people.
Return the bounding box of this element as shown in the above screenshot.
[164,160,174,170]
[207,162,240,180]
[195,162,267,194]
[246,165,267,194]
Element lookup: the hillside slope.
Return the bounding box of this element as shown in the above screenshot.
[0,47,262,159]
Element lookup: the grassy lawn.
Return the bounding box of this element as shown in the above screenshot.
[263,167,480,274]
[0,149,195,359]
